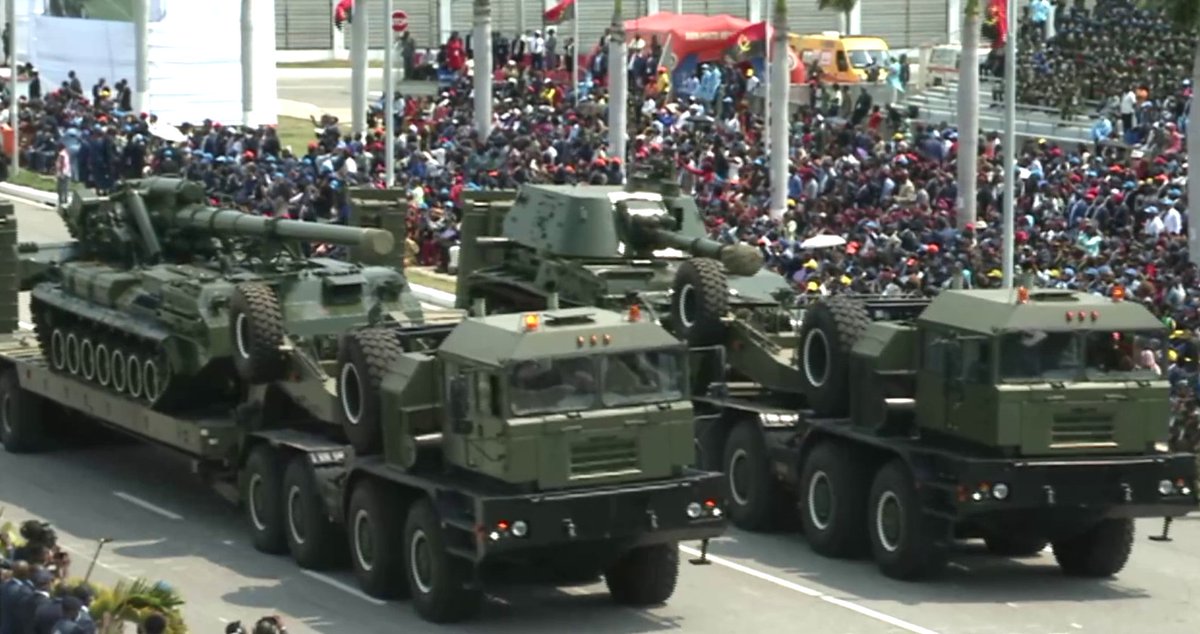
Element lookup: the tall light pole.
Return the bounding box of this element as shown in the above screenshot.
[350,0,369,137]
[607,0,627,173]
[240,0,254,127]
[383,0,395,187]
[767,0,788,222]
[473,0,493,138]
[1000,0,1017,288]
[7,0,16,176]
[134,0,149,115]
[956,5,980,228]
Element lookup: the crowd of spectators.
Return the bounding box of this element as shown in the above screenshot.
[1,520,97,633]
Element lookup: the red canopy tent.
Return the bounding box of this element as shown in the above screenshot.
[623,13,753,61]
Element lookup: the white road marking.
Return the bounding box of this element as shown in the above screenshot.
[18,321,33,331]
[113,491,184,520]
[679,545,941,634]
[300,570,387,606]
[948,562,971,572]
[58,543,138,581]
[1005,602,1020,608]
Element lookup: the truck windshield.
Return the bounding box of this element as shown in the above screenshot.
[999,330,1163,382]
[507,348,686,416]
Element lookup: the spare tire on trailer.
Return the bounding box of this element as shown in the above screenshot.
[669,259,728,346]
[796,296,870,417]
[230,282,287,384]
[337,328,405,455]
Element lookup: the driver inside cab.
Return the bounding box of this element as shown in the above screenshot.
[510,358,596,412]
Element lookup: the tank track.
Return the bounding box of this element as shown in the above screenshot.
[30,296,187,411]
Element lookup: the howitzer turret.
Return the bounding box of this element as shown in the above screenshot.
[28,177,421,413]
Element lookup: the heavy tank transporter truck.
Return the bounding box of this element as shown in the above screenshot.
[0,185,727,623]
[452,167,1197,580]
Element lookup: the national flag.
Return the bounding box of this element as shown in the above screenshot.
[723,22,769,63]
[543,0,576,25]
[983,0,1007,46]
[334,0,353,31]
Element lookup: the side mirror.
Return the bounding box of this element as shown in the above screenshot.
[448,376,470,430]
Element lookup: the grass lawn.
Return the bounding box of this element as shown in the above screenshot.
[278,60,385,69]
[8,169,55,193]
[407,268,457,294]
[277,116,350,153]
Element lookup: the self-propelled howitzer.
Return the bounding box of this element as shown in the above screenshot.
[28,178,422,413]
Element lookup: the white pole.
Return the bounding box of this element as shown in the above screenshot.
[573,9,579,106]
[384,0,395,187]
[607,0,628,172]
[351,0,369,137]
[768,1,788,221]
[473,0,493,138]
[956,8,979,228]
[134,0,149,115]
[1000,0,1017,288]
[7,0,16,176]
[240,0,254,127]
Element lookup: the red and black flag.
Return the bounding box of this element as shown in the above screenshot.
[543,0,577,25]
[334,0,353,31]
[982,0,1007,46]
[723,21,769,63]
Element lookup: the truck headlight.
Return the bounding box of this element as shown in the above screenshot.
[686,502,703,519]
[1159,479,1175,496]
[992,483,1010,500]
[511,520,529,538]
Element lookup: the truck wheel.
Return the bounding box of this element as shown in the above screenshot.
[1051,519,1134,578]
[796,297,870,417]
[984,533,1048,557]
[348,479,408,599]
[867,460,948,580]
[404,498,483,623]
[283,456,346,570]
[670,259,728,346]
[337,329,404,455]
[230,283,287,385]
[722,422,781,530]
[799,442,870,557]
[241,444,288,555]
[0,369,46,453]
[605,543,680,606]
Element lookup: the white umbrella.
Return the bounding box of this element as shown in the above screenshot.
[799,234,848,250]
[148,122,186,144]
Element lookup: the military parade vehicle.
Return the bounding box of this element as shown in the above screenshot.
[0,194,727,623]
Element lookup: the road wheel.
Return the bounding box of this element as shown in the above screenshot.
[796,296,870,417]
[722,421,781,530]
[670,259,728,346]
[283,456,346,571]
[230,282,287,384]
[984,533,1049,557]
[1052,519,1134,578]
[404,499,482,623]
[241,444,287,555]
[867,460,948,580]
[0,368,46,453]
[348,479,408,599]
[94,341,112,387]
[605,543,680,606]
[799,442,870,557]
[79,337,96,381]
[337,329,404,455]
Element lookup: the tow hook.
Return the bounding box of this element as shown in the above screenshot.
[1150,517,1174,542]
[688,538,712,566]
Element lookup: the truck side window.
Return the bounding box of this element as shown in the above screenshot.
[923,333,945,373]
[963,340,991,383]
[489,375,502,416]
[836,51,850,73]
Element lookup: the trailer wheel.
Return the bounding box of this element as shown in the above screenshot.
[348,479,408,599]
[94,341,112,387]
[796,297,870,417]
[1051,519,1134,578]
[337,329,405,455]
[984,533,1048,557]
[867,460,948,580]
[404,498,483,623]
[722,422,781,531]
[79,338,96,381]
[242,444,288,555]
[670,259,728,346]
[605,543,680,606]
[799,441,870,557]
[230,283,287,384]
[0,369,46,453]
[283,456,346,571]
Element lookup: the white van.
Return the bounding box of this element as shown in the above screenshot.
[926,43,991,86]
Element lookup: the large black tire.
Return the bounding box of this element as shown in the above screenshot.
[796,297,870,417]
[670,259,728,346]
[984,533,1049,558]
[283,456,346,570]
[1051,519,1134,578]
[0,369,46,453]
[799,441,870,558]
[230,283,287,384]
[866,460,948,580]
[242,444,288,555]
[722,421,782,531]
[348,479,409,599]
[336,329,405,455]
[404,499,483,623]
[604,543,680,606]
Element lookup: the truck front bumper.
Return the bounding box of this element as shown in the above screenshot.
[471,469,727,560]
[951,452,1198,519]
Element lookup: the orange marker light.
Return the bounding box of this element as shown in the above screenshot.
[628,304,641,322]
[522,313,540,331]
[1077,311,1086,322]
[1091,310,1099,321]
[603,334,612,345]
[1065,311,1075,322]
[1112,285,1125,302]
[1017,287,1030,304]
[577,335,585,347]
[590,334,598,346]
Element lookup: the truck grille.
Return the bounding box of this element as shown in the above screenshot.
[1050,414,1116,449]
[569,435,640,479]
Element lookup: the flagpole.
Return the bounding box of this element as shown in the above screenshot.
[573,2,580,106]
[1000,0,1017,288]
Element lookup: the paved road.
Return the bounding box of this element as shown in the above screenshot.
[277,69,439,120]
[9,194,1200,633]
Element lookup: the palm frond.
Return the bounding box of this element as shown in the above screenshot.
[964,0,981,17]
[816,0,858,13]
[90,578,188,634]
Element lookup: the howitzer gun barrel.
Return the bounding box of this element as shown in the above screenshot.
[647,229,764,277]
[172,208,395,256]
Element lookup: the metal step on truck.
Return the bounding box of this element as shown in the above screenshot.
[0,187,727,624]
